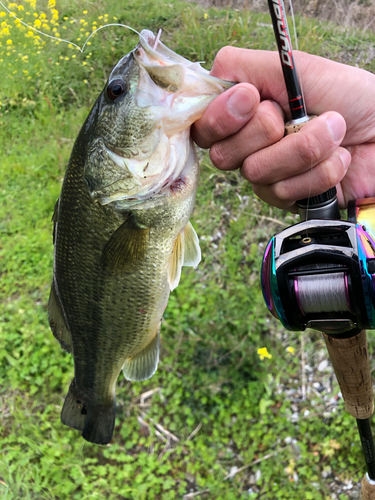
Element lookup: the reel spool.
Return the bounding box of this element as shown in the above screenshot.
[261,198,375,334]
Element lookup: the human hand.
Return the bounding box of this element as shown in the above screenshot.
[192,47,375,210]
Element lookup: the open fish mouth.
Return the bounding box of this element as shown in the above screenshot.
[135,29,234,92]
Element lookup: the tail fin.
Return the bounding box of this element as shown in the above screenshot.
[61,379,116,445]
[82,404,116,445]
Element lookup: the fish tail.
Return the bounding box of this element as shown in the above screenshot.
[61,378,116,445]
[81,404,116,445]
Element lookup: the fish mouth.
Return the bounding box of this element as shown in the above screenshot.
[135,29,234,91]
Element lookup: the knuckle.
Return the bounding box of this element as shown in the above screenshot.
[205,112,227,140]
[215,46,237,66]
[297,132,322,167]
[210,142,231,170]
[242,155,266,185]
[255,102,284,145]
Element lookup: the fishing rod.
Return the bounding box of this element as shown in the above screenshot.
[263,1,375,497]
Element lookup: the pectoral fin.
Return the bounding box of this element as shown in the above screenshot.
[100,214,149,272]
[183,221,201,267]
[48,282,72,353]
[168,221,201,291]
[122,329,160,381]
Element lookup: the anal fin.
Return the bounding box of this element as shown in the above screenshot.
[48,282,72,353]
[122,329,160,381]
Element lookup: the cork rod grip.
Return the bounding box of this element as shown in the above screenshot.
[284,115,317,136]
[361,474,375,499]
[323,331,374,419]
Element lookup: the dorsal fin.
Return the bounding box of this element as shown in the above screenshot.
[100,214,149,272]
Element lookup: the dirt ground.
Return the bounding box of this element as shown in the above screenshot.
[189,0,375,31]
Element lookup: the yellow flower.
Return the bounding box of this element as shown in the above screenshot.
[42,23,50,30]
[83,10,88,14]
[17,5,24,10]
[6,39,12,45]
[48,0,56,8]
[98,15,103,19]
[113,16,117,20]
[2,27,10,35]
[83,79,87,84]
[82,61,87,65]
[0,12,6,17]
[286,346,295,355]
[40,12,46,19]
[204,13,208,19]
[34,19,41,28]
[257,347,272,360]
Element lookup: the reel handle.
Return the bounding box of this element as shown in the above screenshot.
[322,331,373,419]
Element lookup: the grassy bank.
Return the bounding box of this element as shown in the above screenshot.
[1,1,375,499]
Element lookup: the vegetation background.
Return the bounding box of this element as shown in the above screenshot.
[1,0,375,498]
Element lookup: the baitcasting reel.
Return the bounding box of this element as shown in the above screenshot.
[261,197,375,335]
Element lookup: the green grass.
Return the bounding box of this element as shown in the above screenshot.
[1,0,375,499]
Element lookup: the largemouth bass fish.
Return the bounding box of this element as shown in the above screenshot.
[49,30,232,445]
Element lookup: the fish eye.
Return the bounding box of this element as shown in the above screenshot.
[107,79,127,101]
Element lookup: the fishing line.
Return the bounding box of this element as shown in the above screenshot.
[0,1,143,53]
[287,0,313,231]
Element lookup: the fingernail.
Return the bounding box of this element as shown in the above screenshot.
[326,114,346,143]
[227,88,255,119]
[339,149,350,170]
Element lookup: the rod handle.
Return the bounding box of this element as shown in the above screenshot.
[361,473,375,499]
[284,115,317,135]
[323,331,374,419]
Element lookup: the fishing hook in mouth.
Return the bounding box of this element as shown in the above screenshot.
[152,29,163,50]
